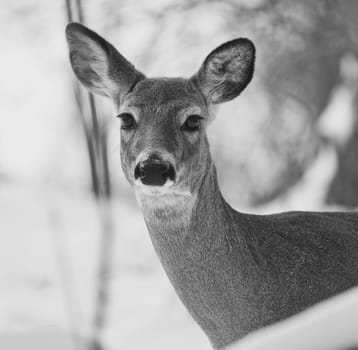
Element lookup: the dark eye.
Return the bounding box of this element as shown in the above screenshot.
[182,115,203,132]
[117,113,137,130]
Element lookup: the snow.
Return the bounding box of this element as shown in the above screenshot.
[227,286,358,350]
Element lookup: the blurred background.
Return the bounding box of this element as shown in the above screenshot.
[2,0,358,349]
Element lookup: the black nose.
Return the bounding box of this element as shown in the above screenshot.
[134,158,175,186]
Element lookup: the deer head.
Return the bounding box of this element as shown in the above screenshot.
[66,23,255,201]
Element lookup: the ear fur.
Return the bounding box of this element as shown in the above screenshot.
[191,38,255,104]
[65,22,144,100]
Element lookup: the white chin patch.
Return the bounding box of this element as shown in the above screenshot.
[134,181,195,215]
[133,180,193,199]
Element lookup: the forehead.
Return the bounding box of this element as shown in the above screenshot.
[123,78,206,111]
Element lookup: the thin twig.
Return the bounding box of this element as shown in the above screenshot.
[65,0,73,22]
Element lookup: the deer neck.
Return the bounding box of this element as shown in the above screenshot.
[135,156,255,348]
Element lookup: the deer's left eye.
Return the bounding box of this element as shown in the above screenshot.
[182,115,203,132]
[117,113,137,130]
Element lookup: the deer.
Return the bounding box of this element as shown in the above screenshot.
[65,22,358,350]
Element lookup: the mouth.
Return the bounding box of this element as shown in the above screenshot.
[133,179,175,196]
[133,179,194,200]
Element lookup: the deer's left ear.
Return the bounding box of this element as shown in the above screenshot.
[190,38,255,104]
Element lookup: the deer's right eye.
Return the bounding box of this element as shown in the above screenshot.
[181,115,203,132]
[117,113,137,130]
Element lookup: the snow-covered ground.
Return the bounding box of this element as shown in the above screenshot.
[228,286,358,350]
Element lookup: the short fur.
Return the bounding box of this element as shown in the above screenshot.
[66,23,358,350]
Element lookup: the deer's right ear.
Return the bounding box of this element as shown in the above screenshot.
[65,22,144,101]
[190,38,255,104]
